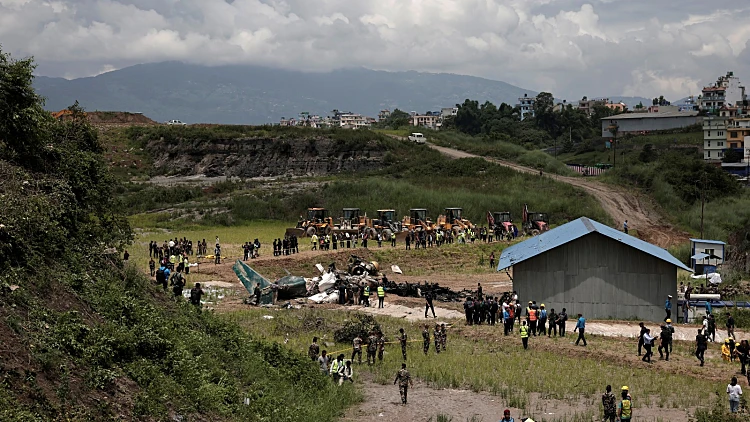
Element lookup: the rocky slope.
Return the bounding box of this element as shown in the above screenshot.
[144,133,388,178]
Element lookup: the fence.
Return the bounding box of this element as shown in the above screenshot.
[567,165,608,176]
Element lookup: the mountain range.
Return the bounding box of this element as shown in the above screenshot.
[34,62,542,125]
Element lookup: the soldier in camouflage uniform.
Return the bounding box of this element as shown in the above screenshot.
[399,328,408,360]
[433,324,441,354]
[352,334,363,365]
[422,325,430,355]
[376,331,386,362]
[366,331,378,365]
[393,363,413,404]
[440,323,447,351]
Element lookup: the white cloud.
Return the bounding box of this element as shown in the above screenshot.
[1,0,750,100]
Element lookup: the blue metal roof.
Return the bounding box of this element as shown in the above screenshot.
[689,238,726,245]
[497,217,692,272]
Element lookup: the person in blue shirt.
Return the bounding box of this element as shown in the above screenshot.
[664,295,672,322]
[503,308,511,336]
[574,313,587,346]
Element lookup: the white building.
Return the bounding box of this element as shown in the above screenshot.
[703,117,728,161]
[339,114,370,129]
[441,107,458,119]
[517,94,535,121]
[701,71,747,113]
[411,114,440,130]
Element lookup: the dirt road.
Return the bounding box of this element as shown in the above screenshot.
[427,143,688,248]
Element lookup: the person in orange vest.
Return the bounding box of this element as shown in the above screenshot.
[528,305,538,336]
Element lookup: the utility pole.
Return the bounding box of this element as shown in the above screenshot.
[608,122,619,168]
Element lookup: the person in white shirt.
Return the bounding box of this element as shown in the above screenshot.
[702,316,709,340]
[338,360,354,385]
[641,329,656,363]
[317,350,329,376]
[727,376,743,413]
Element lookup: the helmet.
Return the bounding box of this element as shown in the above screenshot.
[621,386,629,391]
[541,304,545,307]
[725,339,731,344]
[737,343,741,347]
[666,319,671,323]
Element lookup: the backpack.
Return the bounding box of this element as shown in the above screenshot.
[155,268,166,283]
[620,399,632,418]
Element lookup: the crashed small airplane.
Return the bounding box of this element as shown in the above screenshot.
[233,259,307,305]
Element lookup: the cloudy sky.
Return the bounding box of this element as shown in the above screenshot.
[2,0,750,100]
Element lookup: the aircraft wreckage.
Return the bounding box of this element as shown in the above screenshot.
[232,255,477,305]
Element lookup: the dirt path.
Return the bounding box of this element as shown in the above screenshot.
[344,375,692,422]
[426,142,689,248]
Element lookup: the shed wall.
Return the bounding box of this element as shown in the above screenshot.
[513,233,677,322]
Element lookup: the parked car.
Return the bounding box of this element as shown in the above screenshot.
[408,132,426,144]
[166,120,186,125]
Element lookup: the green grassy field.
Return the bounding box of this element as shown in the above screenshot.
[224,308,729,417]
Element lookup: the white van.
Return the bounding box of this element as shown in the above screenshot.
[408,132,425,144]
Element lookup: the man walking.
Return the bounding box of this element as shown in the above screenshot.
[538,304,547,336]
[642,328,656,363]
[424,290,436,318]
[399,328,408,360]
[352,334,363,365]
[602,385,616,422]
[558,308,568,337]
[726,312,736,339]
[365,332,377,365]
[695,328,708,366]
[623,220,628,234]
[637,322,647,356]
[664,295,672,322]
[574,313,587,346]
[394,363,413,405]
[547,308,557,337]
[376,331,386,362]
[422,325,430,355]
[308,337,320,361]
[658,324,671,361]
[520,320,530,349]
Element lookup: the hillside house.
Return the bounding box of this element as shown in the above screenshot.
[690,239,725,275]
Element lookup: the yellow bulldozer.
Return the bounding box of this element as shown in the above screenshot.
[286,208,335,237]
[436,207,475,235]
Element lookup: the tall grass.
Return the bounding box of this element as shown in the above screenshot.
[225,308,726,415]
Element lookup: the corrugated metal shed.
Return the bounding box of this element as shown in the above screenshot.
[497,217,691,272]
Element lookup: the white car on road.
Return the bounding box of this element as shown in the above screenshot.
[408,132,426,144]
[166,119,186,125]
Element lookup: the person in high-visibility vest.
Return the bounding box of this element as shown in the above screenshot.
[520,320,530,349]
[377,284,385,308]
[330,354,344,382]
[529,306,538,336]
[311,234,318,250]
[363,285,370,307]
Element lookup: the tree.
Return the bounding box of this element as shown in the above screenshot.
[454,99,482,135]
[534,92,557,135]
[608,123,619,167]
[381,108,410,129]
[635,101,644,110]
[722,148,743,163]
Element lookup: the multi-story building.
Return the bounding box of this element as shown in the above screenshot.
[517,94,535,121]
[729,118,750,153]
[378,110,391,122]
[339,114,370,129]
[578,97,609,116]
[605,102,627,113]
[703,117,728,161]
[701,71,747,114]
[410,114,440,130]
[441,107,458,119]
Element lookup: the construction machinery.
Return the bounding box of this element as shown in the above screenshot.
[521,204,549,236]
[334,208,363,236]
[372,209,402,240]
[490,211,517,240]
[437,207,475,235]
[286,208,335,237]
[401,208,434,234]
